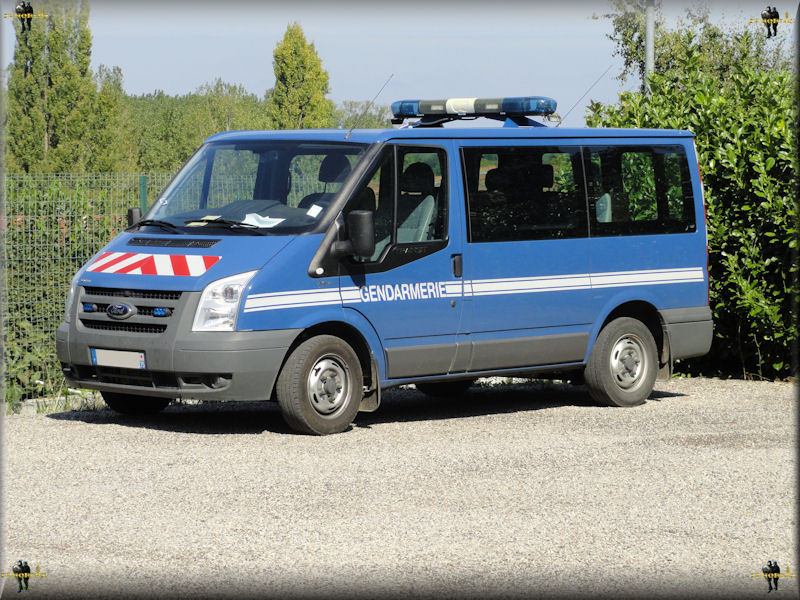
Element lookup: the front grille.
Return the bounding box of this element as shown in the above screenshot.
[80,320,167,334]
[128,237,220,248]
[83,287,182,301]
[83,303,172,318]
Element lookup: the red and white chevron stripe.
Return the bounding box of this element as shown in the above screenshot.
[87,252,221,276]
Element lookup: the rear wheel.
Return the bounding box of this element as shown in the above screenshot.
[101,392,171,415]
[415,379,476,398]
[276,335,363,435]
[584,317,657,407]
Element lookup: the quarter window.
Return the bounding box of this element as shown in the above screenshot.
[585,145,696,236]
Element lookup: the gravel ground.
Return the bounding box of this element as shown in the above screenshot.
[2,377,797,599]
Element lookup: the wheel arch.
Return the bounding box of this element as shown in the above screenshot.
[589,299,670,374]
[276,320,381,402]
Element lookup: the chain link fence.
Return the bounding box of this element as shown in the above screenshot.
[2,173,173,403]
[1,171,330,404]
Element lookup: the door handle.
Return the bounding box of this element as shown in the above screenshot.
[451,254,463,278]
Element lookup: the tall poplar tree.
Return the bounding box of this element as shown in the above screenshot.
[266,22,334,130]
[6,0,111,172]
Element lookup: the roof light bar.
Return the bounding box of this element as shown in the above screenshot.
[391,96,557,121]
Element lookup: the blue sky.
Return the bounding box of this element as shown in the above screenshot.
[1,1,793,127]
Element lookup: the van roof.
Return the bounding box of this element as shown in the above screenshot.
[205,127,694,145]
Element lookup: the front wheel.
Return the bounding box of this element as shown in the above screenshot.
[101,392,171,415]
[584,317,658,407]
[276,335,363,435]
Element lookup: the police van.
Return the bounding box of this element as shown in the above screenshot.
[56,96,713,434]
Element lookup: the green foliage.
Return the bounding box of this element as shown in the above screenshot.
[266,22,334,130]
[6,0,113,173]
[2,174,172,402]
[586,32,797,379]
[595,1,791,89]
[333,101,392,130]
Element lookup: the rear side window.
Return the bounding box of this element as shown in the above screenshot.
[584,145,696,236]
[462,146,587,242]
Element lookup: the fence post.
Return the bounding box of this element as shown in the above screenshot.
[139,175,147,211]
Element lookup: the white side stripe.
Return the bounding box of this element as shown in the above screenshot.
[242,267,705,312]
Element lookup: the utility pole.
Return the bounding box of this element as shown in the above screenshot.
[644,0,655,96]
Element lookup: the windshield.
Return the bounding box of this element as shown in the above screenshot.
[144,141,368,234]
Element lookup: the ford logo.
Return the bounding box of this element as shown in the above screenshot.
[106,303,136,320]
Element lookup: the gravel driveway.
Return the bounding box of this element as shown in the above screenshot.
[2,377,796,599]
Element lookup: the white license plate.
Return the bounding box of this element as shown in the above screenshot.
[90,348,146,370]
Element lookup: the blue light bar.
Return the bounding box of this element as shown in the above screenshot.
[391,96,557,120]
[391,100,421,118]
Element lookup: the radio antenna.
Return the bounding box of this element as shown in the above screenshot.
[345,73,394,139]
[557,64,614,127]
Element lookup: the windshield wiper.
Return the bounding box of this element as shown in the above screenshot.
[128,219,184,234]
[183,218,269,235]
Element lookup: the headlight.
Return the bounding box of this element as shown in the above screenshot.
[64,273,80,323]
[192,271,257,332]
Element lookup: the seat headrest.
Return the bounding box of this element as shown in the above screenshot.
[534,164,554,189]
[485,168,511,192]
[318,154,351,183]
[353,186,376,211]
[401,162,434,195]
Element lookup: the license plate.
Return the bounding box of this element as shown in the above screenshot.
[90,348,146,370]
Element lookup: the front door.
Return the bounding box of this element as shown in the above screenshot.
[340,143,464,379]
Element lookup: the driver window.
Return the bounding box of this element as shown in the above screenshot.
[345,151,393,262]
[345,147,447,263]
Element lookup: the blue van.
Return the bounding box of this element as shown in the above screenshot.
[56,96,712,434]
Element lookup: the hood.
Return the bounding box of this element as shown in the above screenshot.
[75,232,296,292]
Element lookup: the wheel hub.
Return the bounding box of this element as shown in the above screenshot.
[610,334,646,390]
[307,357,347,415]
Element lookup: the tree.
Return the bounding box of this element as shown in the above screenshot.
[87,65,136,172]
[333,101,392,130]
[266,22,334,130]
[190,78,269,136]
[6,0,103,173]
[125,90,198,172]
[586,31,796,379]
[595,1,791,90]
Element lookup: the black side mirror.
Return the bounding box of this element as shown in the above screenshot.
[127,207,142,227]
[331,210,375,259]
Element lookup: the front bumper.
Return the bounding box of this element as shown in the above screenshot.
[56,288,300,401]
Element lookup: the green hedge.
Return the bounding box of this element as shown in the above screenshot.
[586,36,797,379]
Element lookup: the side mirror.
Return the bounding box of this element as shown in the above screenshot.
[127,207,142,227]
[331,210,375,259]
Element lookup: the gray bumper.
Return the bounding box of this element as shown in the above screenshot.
[660,306,713,360]
[56,288,300,401]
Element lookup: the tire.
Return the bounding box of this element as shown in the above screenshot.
[276,335,363,435]
[415,379,475,398]
[101,392,171,415]
[584,317,658,407]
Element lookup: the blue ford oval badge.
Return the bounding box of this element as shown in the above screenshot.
[106,303,136,320]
